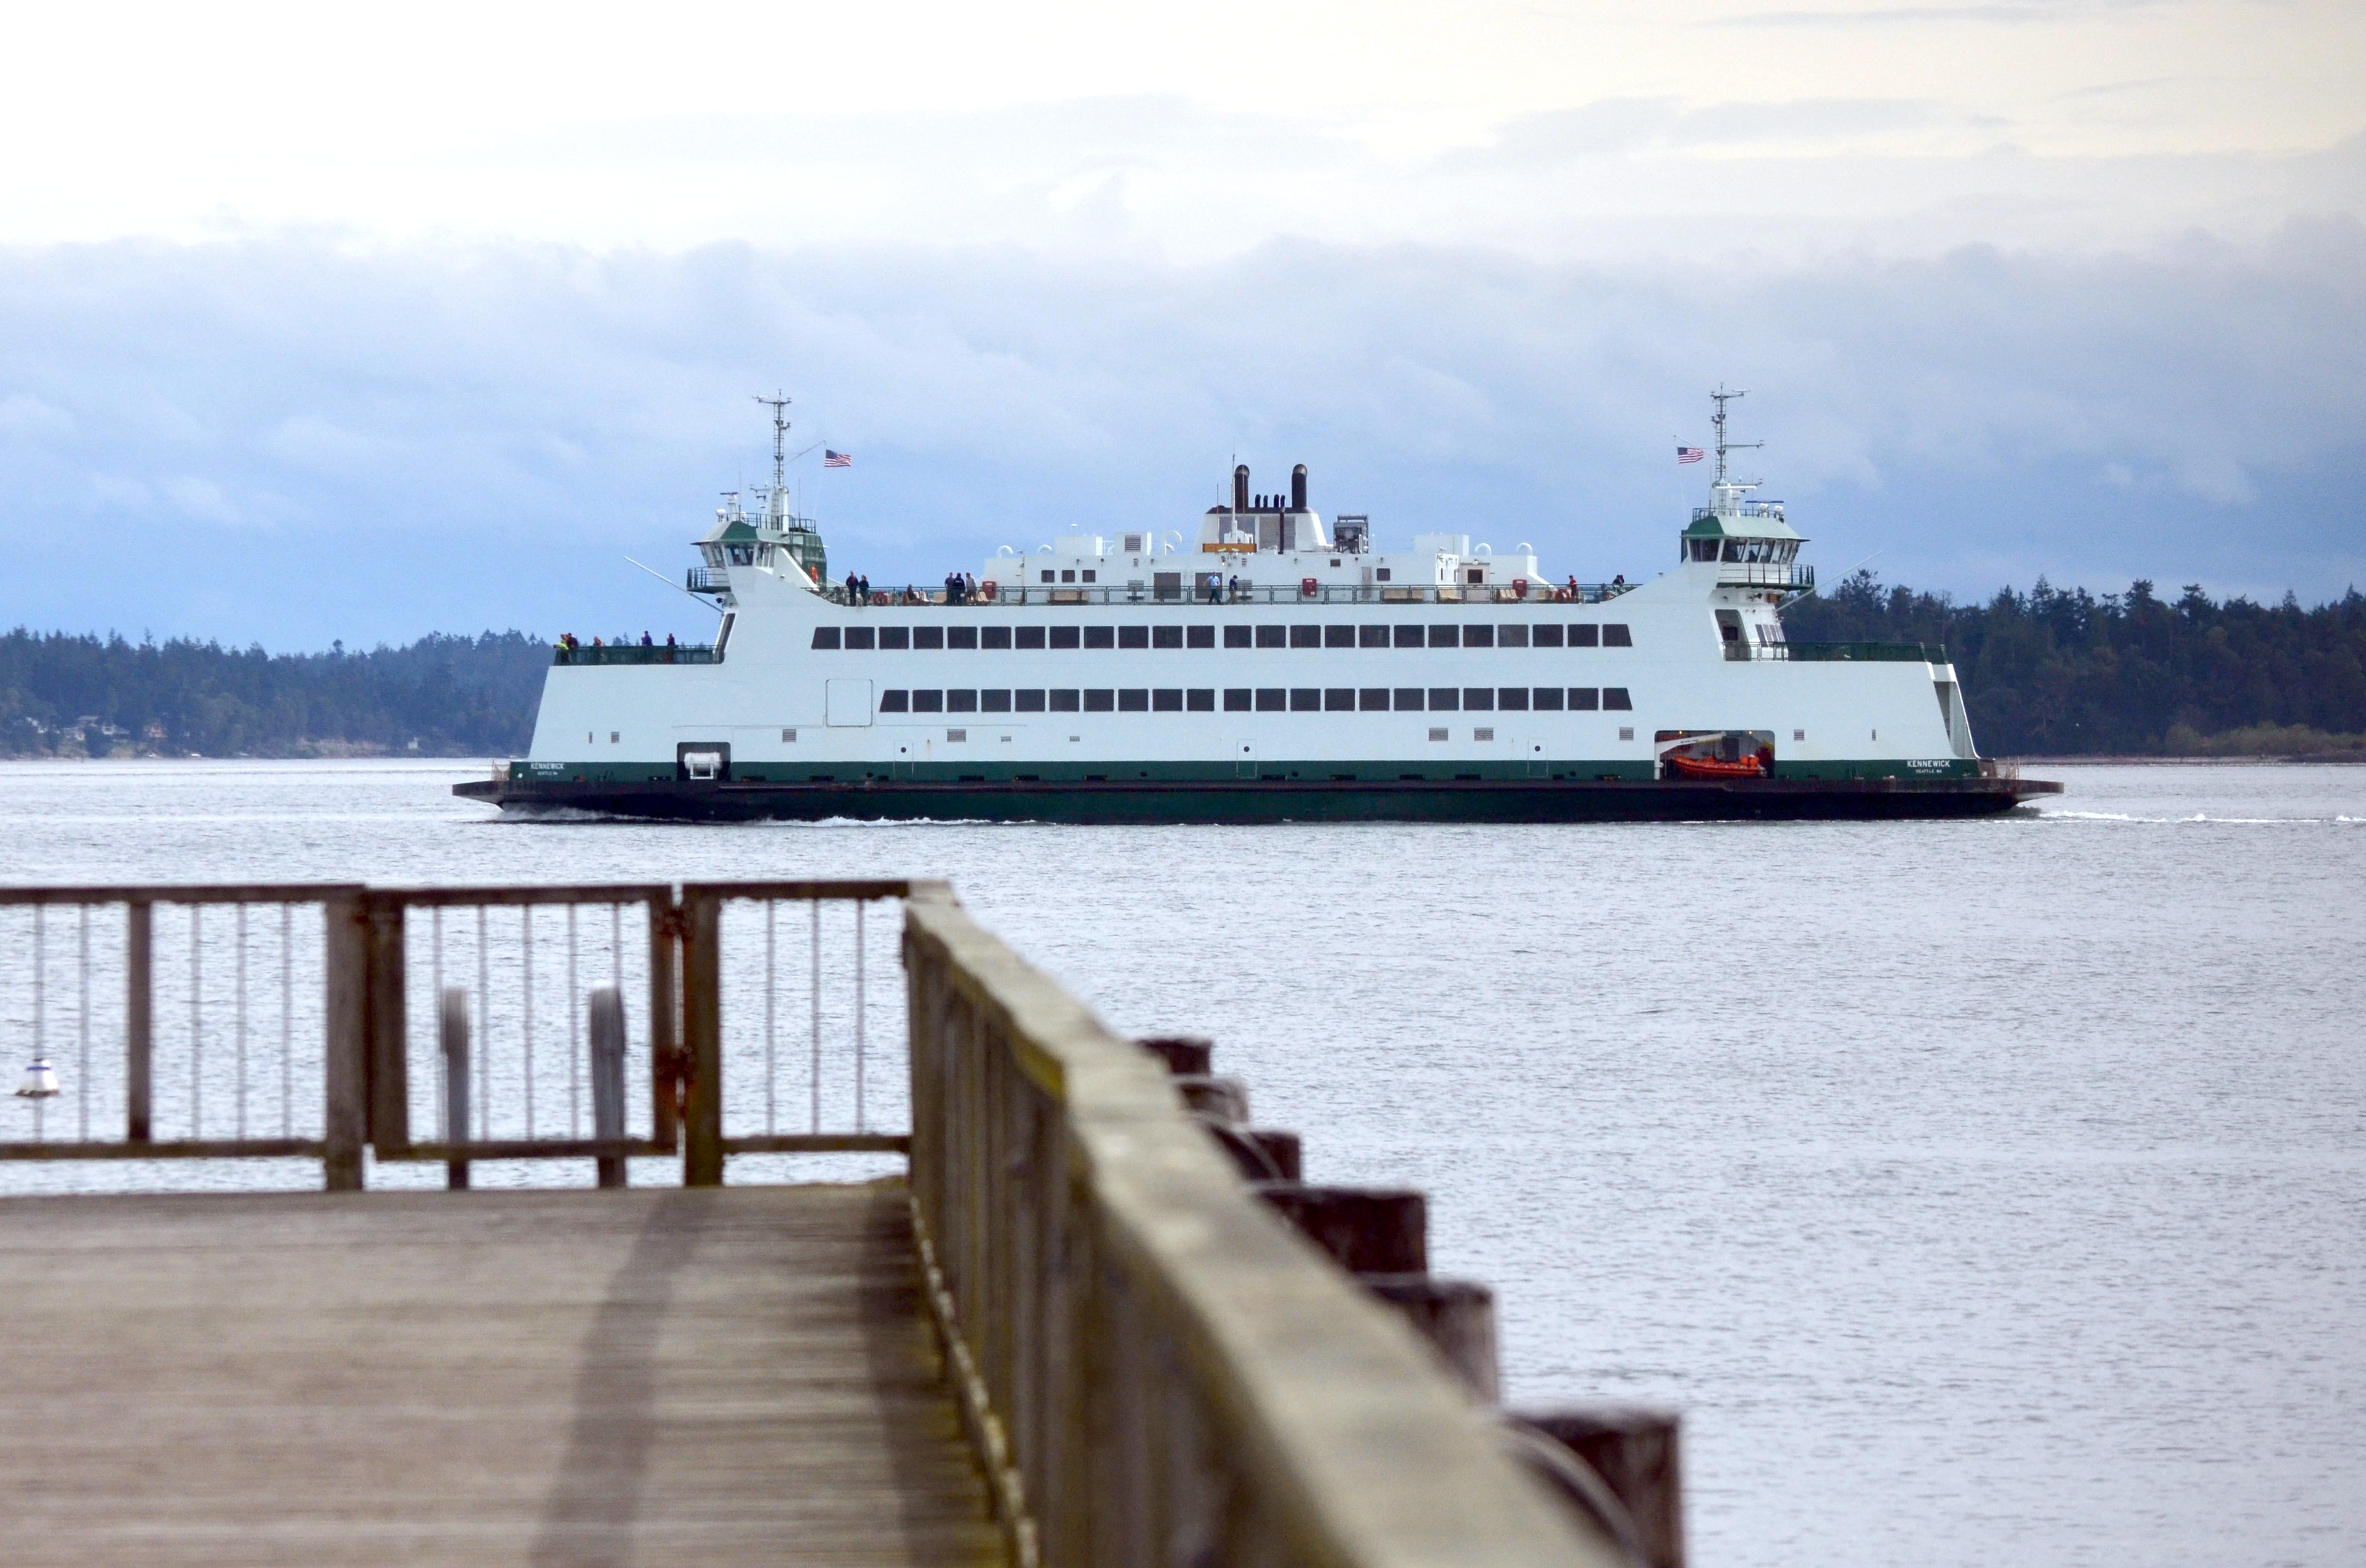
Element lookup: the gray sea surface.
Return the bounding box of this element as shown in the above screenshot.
[1,758,2360,1567]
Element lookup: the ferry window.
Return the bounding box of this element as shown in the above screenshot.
[1324,688,1355,711]
[1429,687,1460,711]
[982,626,1013,649]
[1224,625,1253,649]
[1151,625,1181,648]
[1085,626,1116,649]
[1255,688,1287,711]
[1359,625,1388,648]
[1721,541,1742,562]
[1499,625,1528,648]
[1081,570,1097,584]
[1794,728,1805,741]
[1016,690,1047,712]
[1256,625,1287,648]
[1620,727,1635,740]
[1570,625,1600,647]
[1394,688,1425,710]
[1290,689,1321,711]
[1186,625,1215,648]
[948,690,979,712]
[983,690,1013,712]
[1083,689,1114,711]
[1051,690,1082,712]
[1570,688,1600,710]
[1498,687,1529,710]
[1187,689,1215,711]
[1016,626,1047,649]
[1466,567,1485,585]
[1061,570,1076,583]
[1465,625,1495,648]
[880,627,911,650]
[1376,568,1392,582]
[1534,625,1565,648]
[1603,625,1632,647]
[913,627,945,650]
[1325,625,1355,648]
[1428,727,1447,741]
[1152,688,1183,711]
[1360,688,1389,711]
[1040,570,1055,583]
[845,626,876,650]
[880,690,911,712]
[1394,625,1424,648]
[1464,688,1494,711]
[1533,687,1565,710]
[1118,689,1148,711]
[1224,689,1252,711]
[1603,687,1633,709]
[1050,627,1081,649]
[1118,625,1149,649]
[1429,625,1458,648]
[811,627,842,649]
[947,728,966,743]
[947,626,978,649]
[1290,625,1321,648]
[1473,727,1494,741]
[782,728,796,741]
[1689,539,1716,562]
[913,690,944,712]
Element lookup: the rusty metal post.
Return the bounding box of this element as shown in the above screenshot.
[648,893,680,1151]
[682,890,722,1186]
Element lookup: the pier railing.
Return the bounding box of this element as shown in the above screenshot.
[821,581,1637,608]
[2,880,918,1188]
[902,886,1616,1567]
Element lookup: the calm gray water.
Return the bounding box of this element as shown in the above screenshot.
[2,759,2360,1567]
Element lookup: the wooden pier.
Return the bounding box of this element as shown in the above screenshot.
[0,1184,999,1567]
[0,882,1659,1567]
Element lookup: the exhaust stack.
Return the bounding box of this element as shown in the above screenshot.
[1233,464,1250,514]
[1291,464,1307,512]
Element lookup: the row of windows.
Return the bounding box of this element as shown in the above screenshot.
[877,686,1634,714]
[814,622,1632,651]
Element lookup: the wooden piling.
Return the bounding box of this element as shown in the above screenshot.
[1135,1034,1213,1075]
[124,899,152,1143]
[1360,1275,1501,1403]
[438,988,470,1191]
[1252,1183,1428,1274]
[588,985,627,1189]
[1511,1407,1685,1568]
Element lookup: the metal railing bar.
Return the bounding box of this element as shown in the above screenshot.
[31,905,46,1142]
[521,904,536,1139]
[0,1139,325,1161]
[720,1133,910,1155]
[430,906,446,1141]
[809,898,822,1135]
[235,903,249,1141]
[855,899,867,1134]
[764,901,779,1136]
[567,904,581,1139]
[367,884,672,909]
[0,884,364,907]
[190,904,203,1140]
[382,1136,674,1162]
[682,879,924,903]
[475,905,491,1143]
[77,904,91,1143]
[279,904,293,1140]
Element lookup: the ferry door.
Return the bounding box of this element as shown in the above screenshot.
[826,679,873,727]
[1235,741,1256,778]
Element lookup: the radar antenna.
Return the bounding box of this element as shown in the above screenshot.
[1709,384,1762,485]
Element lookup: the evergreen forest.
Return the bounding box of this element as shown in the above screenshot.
[4,578,2364,759]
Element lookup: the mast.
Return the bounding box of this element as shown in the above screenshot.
[755,391,791,528]
[1709,384,1761,486]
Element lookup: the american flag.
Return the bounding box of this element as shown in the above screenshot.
[1677,446,1705,464]
[824,449,852,468]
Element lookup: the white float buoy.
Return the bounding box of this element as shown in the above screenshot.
[15,1055,60,1099]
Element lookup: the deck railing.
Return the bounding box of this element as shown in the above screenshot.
[901,886,1618,1568]
[820,582,1637,609]
[2,881,919,1188]
[1739,640,1944,664]
[551,643,717,666]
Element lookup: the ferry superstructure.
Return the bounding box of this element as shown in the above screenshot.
[458,391,2059,822]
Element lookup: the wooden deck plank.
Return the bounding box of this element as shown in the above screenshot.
[0,1183,1006,1567]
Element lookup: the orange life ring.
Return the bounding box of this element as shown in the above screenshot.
[1552,586,1573,603]
[871,591,891,607]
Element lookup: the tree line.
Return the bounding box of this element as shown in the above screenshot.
[0,630,551,757]
[1783,575,2366,756]
[6,580,2365,759]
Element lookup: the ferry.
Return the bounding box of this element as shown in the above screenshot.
[456,391,2060,822]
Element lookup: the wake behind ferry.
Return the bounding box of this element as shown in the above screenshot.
[457,390,2060,822]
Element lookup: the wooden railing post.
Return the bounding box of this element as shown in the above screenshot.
[589,985,627,1189]
[322,893,369,1191]
[125,899,152,1143]
[682,890,722,1186]
[365,896,409,1153]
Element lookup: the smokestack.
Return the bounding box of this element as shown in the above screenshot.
[1233,464,1250,514]
[1291,464,1307,511]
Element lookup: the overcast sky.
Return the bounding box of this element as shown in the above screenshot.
[2,1,2359,646]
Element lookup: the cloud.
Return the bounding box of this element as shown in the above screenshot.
[0,225,2358,648]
